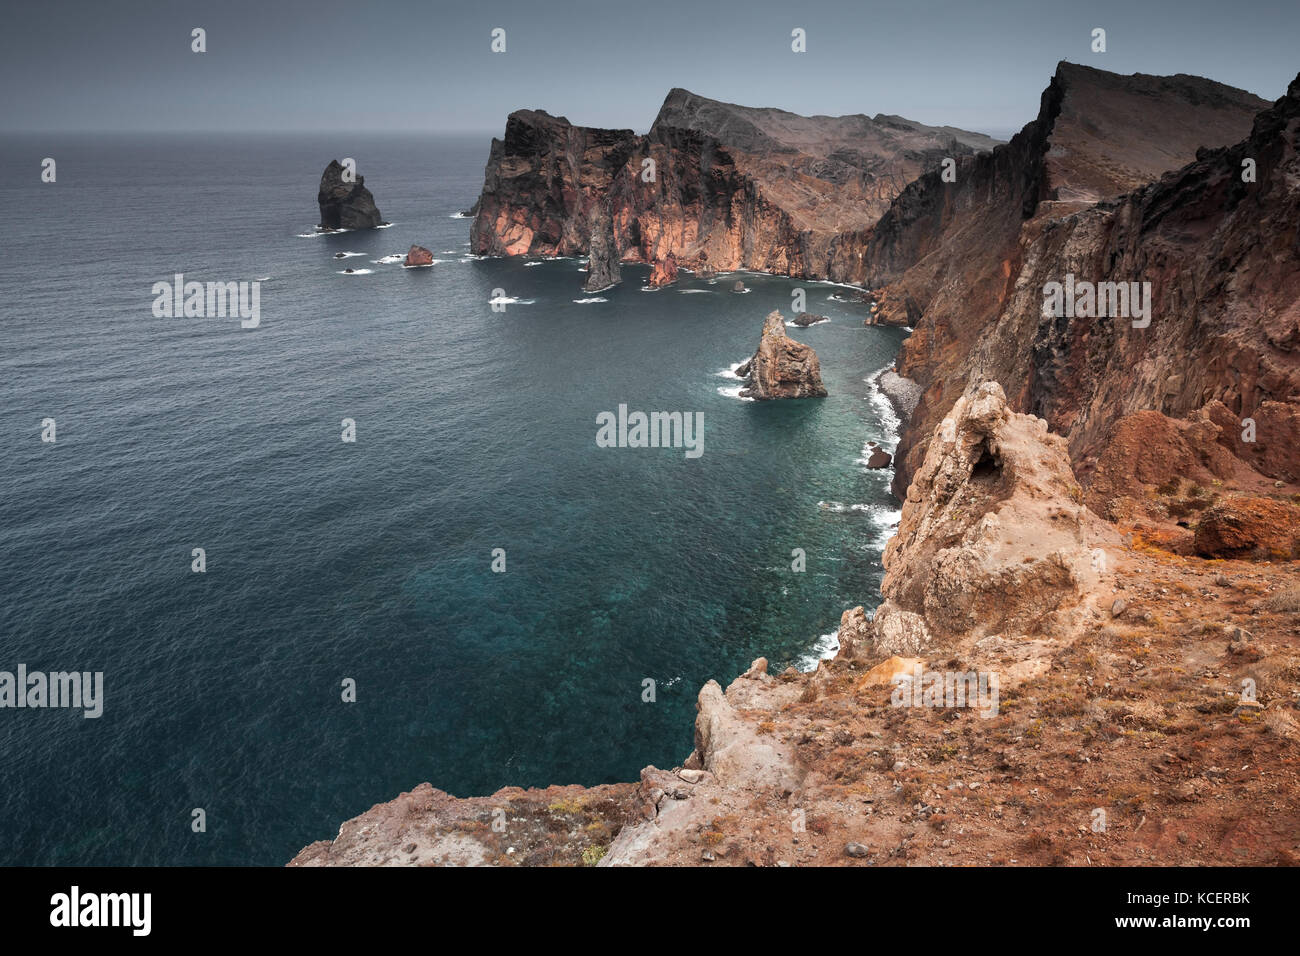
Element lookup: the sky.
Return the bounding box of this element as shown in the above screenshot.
[2,0,1297,137]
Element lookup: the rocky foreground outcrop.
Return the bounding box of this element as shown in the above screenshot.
[317,159,385,230]
[870,382,1115,655]
[469,89,999,281]
[735,312,827,399]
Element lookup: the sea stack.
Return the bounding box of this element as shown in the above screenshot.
[317,159,384,230]
[583,206,622,293]
[647,254,678,288]
[735,311,827,400]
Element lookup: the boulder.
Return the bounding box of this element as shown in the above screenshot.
[793,312,828,327]
[404,244,434,267]
[1193,496,1300,559]
[865,442,893,468]
[857,656,926,690]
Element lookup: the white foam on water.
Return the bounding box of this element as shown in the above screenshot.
[449,212,471,219]
[297,227,352,238]
[796,629,841,672]
[337,268,373,275]
[716,385,755,401]
[679,288,712,294]
[334,251,365,258]
[864,364,903,437]
[373,255,404,264]
[525,261,543,267]
[572,297,608,304]
[714,360,747,378]
[489,296,535,306]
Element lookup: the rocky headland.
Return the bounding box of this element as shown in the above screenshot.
[291,65,1300,867]
[468,89,1000,282]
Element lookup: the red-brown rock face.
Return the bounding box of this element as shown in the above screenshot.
[982,73,1300,501]
[1193,496,1300,560]
[469,89,1000,279]
[851,63,1276,498]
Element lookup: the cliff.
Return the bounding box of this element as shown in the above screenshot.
[469,89,1000,279]
[848,63,1273,496]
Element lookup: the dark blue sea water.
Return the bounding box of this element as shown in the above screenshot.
[0,133,904,865]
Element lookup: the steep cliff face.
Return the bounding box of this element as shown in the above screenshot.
[985,74,1300,492]
[852,64,1271,496]
[469,89,1000,278]
[471,110,639,257]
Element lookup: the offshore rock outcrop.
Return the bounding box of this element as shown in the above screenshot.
[469,90,999,280]
[404,244,433,267]
[317,159,385,230]
[582,205,621,292]
[646,254,678,288]
[735,311,827,400]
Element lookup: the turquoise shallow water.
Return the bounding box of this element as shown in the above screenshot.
[0,133,903,864]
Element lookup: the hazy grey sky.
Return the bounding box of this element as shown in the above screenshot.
[3,0,1296,136]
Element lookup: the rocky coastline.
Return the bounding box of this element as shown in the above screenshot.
[291,65,1300,867]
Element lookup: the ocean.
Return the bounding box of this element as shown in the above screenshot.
[0,133,904,865]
